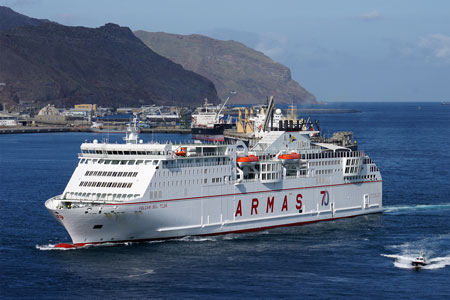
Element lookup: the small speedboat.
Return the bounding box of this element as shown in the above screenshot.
[411,252,427,268]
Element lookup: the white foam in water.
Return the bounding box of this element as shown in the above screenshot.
[35,241,141,251]
[128,269,155,278]
[36,244,85,251]
[222,234,239,240]
[424,256,450,270]
[382,253,450,270]
[36,234,235,250]
[175,236,218,242]
[382,230,450,270]
[384,203,450,213]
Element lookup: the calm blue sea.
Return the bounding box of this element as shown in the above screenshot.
[1,102,449,299]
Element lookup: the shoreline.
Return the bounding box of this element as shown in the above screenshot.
[298,108,360,114]
[0,127,191,135]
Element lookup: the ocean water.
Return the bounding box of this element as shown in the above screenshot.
[1,102,449,299]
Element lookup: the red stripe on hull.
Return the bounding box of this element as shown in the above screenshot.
[54,243,87,249]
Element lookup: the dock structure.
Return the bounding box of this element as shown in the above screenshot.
[140,127,190,134]
[0,127,74,134]
[0,126,191,135]
[224,129,259,146]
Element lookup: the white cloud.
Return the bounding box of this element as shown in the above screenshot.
[255,33,288,58]
[418,33,450,62]
[388,33,450,65]
[358,10,381,21]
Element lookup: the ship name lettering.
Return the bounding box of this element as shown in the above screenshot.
[281,195,288,211]
[139,205,152,211]
[266,196,274,213]
[235,200,242,217]
[296,194,303,212]
[234,194,305,217]
[251,198,259,215]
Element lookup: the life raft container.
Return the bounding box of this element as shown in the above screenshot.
[237,155,259,166]
[175,147,187,157]
[278,153,301,160]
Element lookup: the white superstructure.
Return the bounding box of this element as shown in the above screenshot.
[0,112,18,126]
[191,98,232,128]
[45,121,382,246]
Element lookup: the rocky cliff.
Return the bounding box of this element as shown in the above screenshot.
[0,8,219,108]
[134,31,316,105]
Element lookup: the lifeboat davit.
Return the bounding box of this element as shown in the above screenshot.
[278,152,301,163]
[237,155,259,166]
[175,147,187,157]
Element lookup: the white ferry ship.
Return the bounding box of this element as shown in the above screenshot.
[45,119,382,248]
[191,98,233,142]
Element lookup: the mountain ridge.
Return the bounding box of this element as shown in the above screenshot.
[0,6,53,31]
[134,30,316,105]
[0,12,219,108]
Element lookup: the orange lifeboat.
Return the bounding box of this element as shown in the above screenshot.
[278,152,301,162]
[237,155,259,166]
[175,147,187,157]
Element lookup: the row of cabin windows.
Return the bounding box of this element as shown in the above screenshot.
[150,176,232,188]
[370,165,379,172]
[153,178,206,187]
[346,158,362,166]
[309,160,340,167]
[65,192,139,201]
[305,151,364,160]
[345,166,362,174]
[155,166,227,177]
[316,177,331,185]
[211,177,222,183]
[261,173,280,180]
[261,164,281,172]
[84,170,138,177]
[316,169,334,175]
[82,149,166,155]
[162,157,229,169]
[346,174,377,181]
[148,190,162,199]
[80,158,157,166]
[79,181,133,188]
[364,158,374,164]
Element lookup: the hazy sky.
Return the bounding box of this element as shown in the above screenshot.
[2,0,450,102]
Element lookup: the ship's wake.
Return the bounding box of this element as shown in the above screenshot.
[36,242,120,251]
[36,231,271,250]
[127,268,155,277]
[35,240,164,251]
[36,243,81,251]
[175,236,218,242]
[384,203,450,214]
[381,253,450,270]
[382,233,450,270]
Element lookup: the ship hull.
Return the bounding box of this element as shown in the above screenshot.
[46,180,382,244]
[191,133,225,142]
[191,124,233,142]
